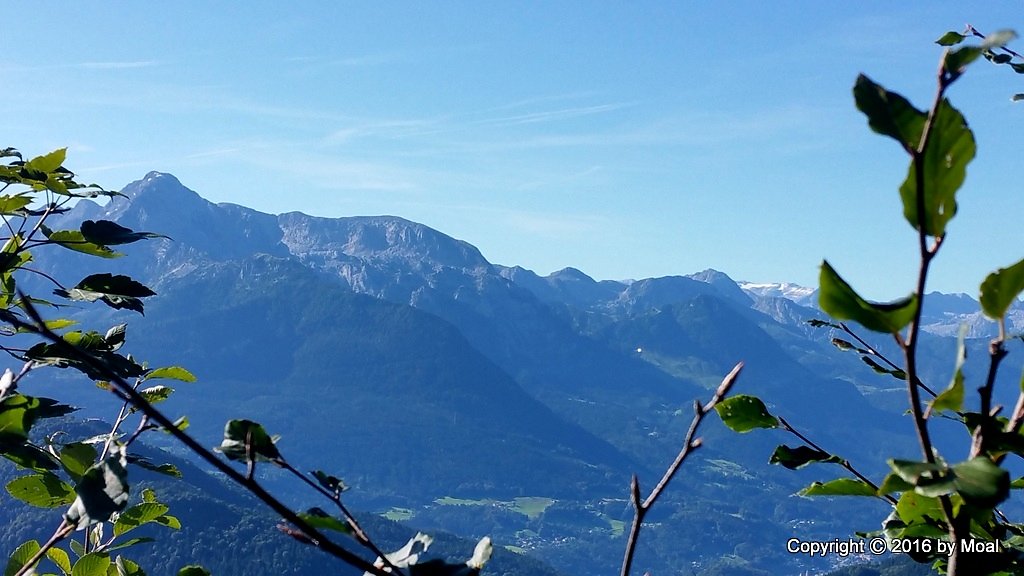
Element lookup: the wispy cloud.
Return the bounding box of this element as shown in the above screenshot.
[79,60,157,70]
[470,103,633,127]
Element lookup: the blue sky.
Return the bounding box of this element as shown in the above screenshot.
[5,2,1024,297]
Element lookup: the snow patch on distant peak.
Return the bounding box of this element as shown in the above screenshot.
[739,281,816,304]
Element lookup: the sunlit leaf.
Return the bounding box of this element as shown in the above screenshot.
[935,31,966,46]
[979,257,1024,320]
[714,395,778,433]
[5,473,75,508]
[928,327,966,415]
[60,442,99,484]
[143,366,196,383]
[25,148,66,174]
[70,553,110,576]
[798,478,877,497]
[114,502,171,536]
[44,230,122,259]
[46,547,72,575]
[4,540,41,576]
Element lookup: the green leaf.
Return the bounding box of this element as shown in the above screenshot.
[953,457,1010,507]
[47,547,72,575]
[101,538,154,555]
[896,490,945,526]
[819,261,917,334]
[311,470,348,495]
[798,478,877,497]
[176,567,211,576]
[55,274,155,315]
[936,31,966,46]
[945,46,983,74]
[26,149,67,174]
[215,419,282,463]
[4,540,41,576]
[1,443,60,472]
[45,230,122,259]
[898,99,975,237]
[878,472,915,495]
[0,194,32,215]
[112,556,145,576]
[137,385,174,406]
[15,318,78,334]
[860,356,906,379]
[71,553,111,576]
[889,459,956,498]
[60,442,99,484]
[143,367,196,383]
[714,395,778,433]
[69,539,84,559]
[127,457,182,478]
[928,327,967,414]
[769,445,843,470]
[296,507,352,535]
[6,473,75,508]
[853,74,926,152]
[64,451,130,529]
[0,394,75,443]
[80,220,168,246]
[979,257,1024,320]
[114,502,171,537]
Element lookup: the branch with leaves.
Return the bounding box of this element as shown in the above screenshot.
[723,28,1024,576]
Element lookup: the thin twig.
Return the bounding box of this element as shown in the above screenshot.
[839,323,937,398]
[14,520,74,576]
[620,362,742,576]
[901,59,959,573]
[279,460,405,575]
[778,417,897,506]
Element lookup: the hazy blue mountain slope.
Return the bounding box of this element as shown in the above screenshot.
[0,423,564,576]
[119,254,637,500]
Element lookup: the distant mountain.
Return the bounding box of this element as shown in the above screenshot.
[19,171,1020,575]
[738,280,817,306]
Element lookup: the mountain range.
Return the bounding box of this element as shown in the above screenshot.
[6,171,1023,576]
